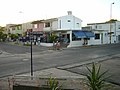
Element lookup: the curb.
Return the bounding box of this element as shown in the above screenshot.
[57,54,117,70]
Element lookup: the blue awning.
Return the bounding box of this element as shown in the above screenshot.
[72,31,95,38]
[84,31,95,38]
[72,31,86,38]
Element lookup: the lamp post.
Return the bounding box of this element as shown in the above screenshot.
[30,29,33,76]
[109,2,114,44]
[110,3,114,19]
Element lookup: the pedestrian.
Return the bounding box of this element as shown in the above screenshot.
[56,41,60,50]
[38,37,41,46]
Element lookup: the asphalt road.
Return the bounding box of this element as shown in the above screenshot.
[0,42,120,85]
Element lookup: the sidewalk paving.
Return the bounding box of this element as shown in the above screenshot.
[19,68,85,79]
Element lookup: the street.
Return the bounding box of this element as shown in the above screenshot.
[0,42,120,86]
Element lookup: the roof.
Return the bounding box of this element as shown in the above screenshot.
[10,24,22,27]
[43,18,58,22]
[31,20,45,24]
[87,19,118,25]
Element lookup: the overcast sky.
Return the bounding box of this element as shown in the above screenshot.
[0,0,120,26]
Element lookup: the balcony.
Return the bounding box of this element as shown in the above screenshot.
[43,27,51,32]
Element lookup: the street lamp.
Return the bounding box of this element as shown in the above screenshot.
[109,2,114,44]
[110,2,114,19]
[30,29,33,76]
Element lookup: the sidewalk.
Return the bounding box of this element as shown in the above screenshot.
[0,58,120,90]
[0,68,86,90]
[19,68,85,79]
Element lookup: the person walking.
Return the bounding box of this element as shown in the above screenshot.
[56,41,60,50]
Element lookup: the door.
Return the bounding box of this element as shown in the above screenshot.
[101,33,103,44]
[118,35,120,43]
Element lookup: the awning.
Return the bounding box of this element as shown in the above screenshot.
[72,31,86,38]
[72,31,95,38]
[84,31,95,38]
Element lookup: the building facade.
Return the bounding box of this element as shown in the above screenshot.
[86,19,120,45]
[57,11,82,30]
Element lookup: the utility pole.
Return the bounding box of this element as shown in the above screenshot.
[110,2,114,44]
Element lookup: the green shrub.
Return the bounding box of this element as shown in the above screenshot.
[24,43,31,46]
[85,62,111,90]
[49,34,58,43]
[47,76,61,90]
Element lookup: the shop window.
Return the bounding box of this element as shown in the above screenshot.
[95,33,100,39]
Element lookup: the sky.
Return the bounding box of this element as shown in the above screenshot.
[0,0,120,26]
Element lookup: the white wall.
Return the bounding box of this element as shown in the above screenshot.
[52,20,58,30]
[58,15,82,30]
[116,22,120,35]
[67,40,83,47]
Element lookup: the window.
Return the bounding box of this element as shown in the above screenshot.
[95,33,100,39]
[67,20,71,22]
[19,26,22,30]
[76,23,80,28]
[118,25,120,29]
[34,24,37,28]
[17,26,21,30]
[17,26,19,30]
[45,22,50,27]
[12,27,15,30]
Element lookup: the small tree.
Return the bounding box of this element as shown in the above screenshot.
[0,32,7,42]
[9,34,19,41]
[2,33,7,41]
[49,34,58,43]
[85,62,110,90]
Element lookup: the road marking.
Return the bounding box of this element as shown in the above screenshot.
[22,58,29,61]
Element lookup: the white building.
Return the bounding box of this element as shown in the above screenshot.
[42,11,96,47]
[87,19,120,45]
[43,11,94,47]
[57,11,82,30]
[43,11,82,31]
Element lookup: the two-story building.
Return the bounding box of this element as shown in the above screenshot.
[9,24,22,35]
[43,18,58,43]
[86,19,120,45]
[31,20,45,43]
[42,11,94,47]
